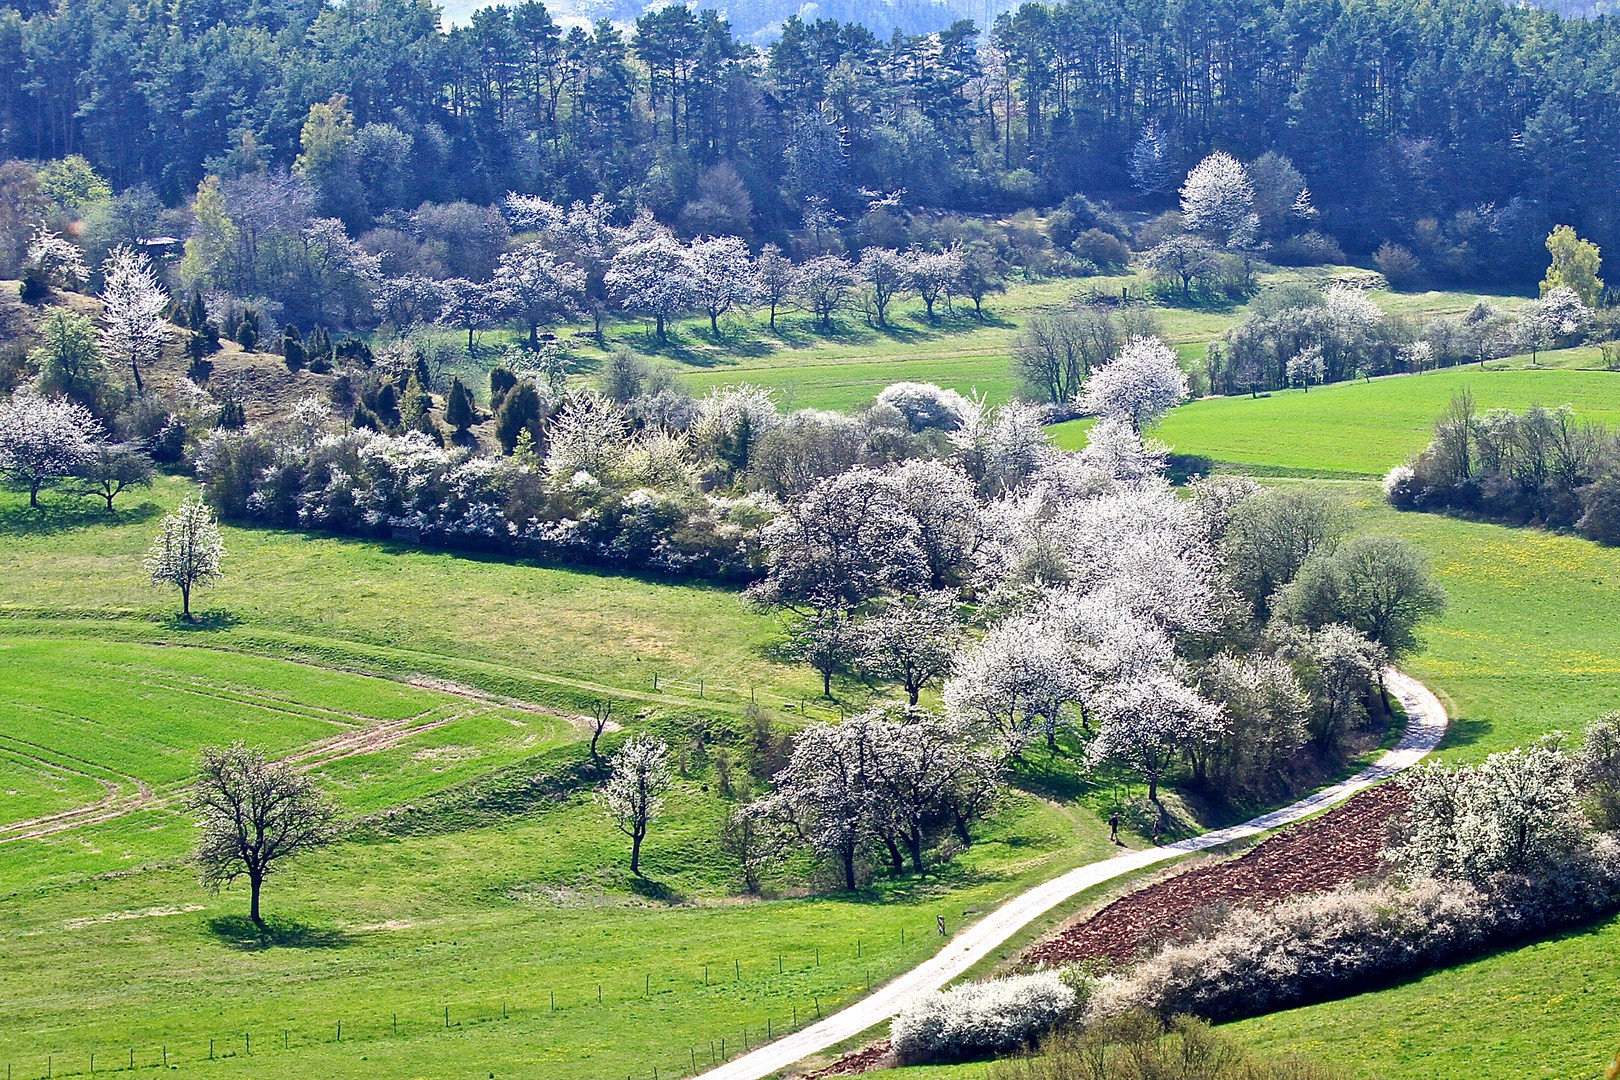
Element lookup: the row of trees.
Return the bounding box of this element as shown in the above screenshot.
[1386,391,1620,545]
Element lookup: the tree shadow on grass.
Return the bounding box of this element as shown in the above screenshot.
[1438,717,1490,751]
[207,914,355,951]
[163,609,243,632]
[627,876,686,905]
[0,496,162,537]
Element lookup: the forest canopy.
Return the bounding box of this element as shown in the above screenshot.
[2,0,1618,287]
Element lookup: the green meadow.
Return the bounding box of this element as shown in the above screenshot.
[1053,366,1620,478]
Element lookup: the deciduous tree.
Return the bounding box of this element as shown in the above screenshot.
[0,390,102,507]
[144,495,227,618]
[192,742,337,926]
[598,734,672,875]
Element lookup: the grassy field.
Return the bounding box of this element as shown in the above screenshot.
[0,634,1114,1080]
[1225,914,1620,1079]
[0,477,818,712]
[432,267,1534,414]
[0,478,1129,1080]
[1052,365,1620,477]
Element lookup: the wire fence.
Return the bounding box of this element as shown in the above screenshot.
[651,672,846,720]
[4,925,950,1080]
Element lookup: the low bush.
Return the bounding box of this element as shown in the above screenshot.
[991,1013,1349,1080]
[1088,836,1620,1024]
[891,971,1082,1064]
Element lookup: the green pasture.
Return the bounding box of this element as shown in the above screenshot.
[437,266,1525,413]
[0,478,816,711]
[0,632,1109,1080]
[1225,913,1620,1079]
[0,481,1121,1080]
[1052,365,1620,477]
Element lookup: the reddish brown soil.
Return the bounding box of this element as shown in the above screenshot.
[802,1041,892,1078]
[1023,784,1409,969]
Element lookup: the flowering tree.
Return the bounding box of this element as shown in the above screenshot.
[943,615,1086,755]
[440,278,506,351]
[857,247,910,327]
[908,249,963,319]
[0,390,102,507]
[1088,674,1225,809]
[1144,235,1219,299]
[597,734,672,876]
[752,244,797,329]
[1180,151,1256,246]
[606,227,694,343]
[1079,336,1189,432]
[751,467,928,612]
[857,591,963,705]
[1392,741,1587,882]
[100,246,170,393]
[25,225,88,292]
[144,495,227,618]
[493,243,586,349]
[794,254,855,330]
[1129,121,1175,196]
[689,383,780,473]
[543,388,629,484]
[688,235,756,336]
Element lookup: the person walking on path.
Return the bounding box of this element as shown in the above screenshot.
[1109,811,1120,844]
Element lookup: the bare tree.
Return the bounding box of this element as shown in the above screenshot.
[192,742,338,926]
[1012,310,1120,405]
[588,700,612,764]
[72,444,154,511]
[597,734,671,875]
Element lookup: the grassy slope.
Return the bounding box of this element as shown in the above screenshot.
[0,633,1113,1080]
[1052,365,1620,477]
[1224,916,1620,1080]
[0,482,1121,1080]
[434,268,1523,413]
[0,477,814,709]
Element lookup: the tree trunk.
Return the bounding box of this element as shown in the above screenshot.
[181,583,191,619]
[710,311,719,337]
[131,362,143,394]
[528,321,539,349]
[249,870,263,926]
[907,827,924,873]
[907,682,920,707]
[655,314,666,342]
[29,478,40,508]
[630,829,643,876]
[467,325,475,351]
[768,304,777,329]
[953,811,972,846]
[881,833,903,872]
[822,669,832,698]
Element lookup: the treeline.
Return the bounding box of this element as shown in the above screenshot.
[3,0,1620,283]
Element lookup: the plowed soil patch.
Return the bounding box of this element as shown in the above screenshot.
[1023,783,1408,969]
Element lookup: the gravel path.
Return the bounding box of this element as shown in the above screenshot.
[691,668,1447,1080]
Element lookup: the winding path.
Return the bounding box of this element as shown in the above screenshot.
[694,668,1448,1080]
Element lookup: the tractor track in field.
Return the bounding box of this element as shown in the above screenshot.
[0,704,492,843]
[0,736,153,844]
